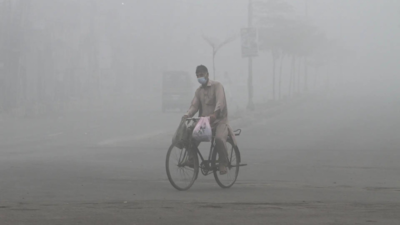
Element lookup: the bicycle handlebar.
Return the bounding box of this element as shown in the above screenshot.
[185,117,201,121]
[185,118,242,136]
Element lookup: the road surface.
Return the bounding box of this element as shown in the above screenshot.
[1,94,399,224]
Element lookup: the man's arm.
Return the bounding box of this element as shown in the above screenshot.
[214,83,226,118]
[209,83,226,123]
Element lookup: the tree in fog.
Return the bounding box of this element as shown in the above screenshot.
[290,19,322,94]
[255,0,331,99]
[255,0,293,101]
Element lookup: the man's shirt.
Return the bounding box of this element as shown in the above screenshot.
[186,79,228,126]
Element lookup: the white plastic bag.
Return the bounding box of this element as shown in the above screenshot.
[192,117,212,142]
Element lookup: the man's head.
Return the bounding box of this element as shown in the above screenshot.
[196,65,209,85]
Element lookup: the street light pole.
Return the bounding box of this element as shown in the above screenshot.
[203,35,238,81]
[246,0,255,111]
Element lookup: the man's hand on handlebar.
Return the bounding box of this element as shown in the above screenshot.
[181,115,189,121]
[181,115,216,123]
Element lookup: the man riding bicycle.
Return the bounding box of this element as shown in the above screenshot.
[182,65,237,175]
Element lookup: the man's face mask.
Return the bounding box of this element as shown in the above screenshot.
[196,71,208,85]
[197,77,207,85]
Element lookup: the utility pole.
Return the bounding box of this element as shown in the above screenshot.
[246,0,255,111]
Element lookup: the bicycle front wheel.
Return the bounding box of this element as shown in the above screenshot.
[212,141,240,188]
[166,144,199,191]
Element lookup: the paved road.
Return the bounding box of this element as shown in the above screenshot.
[1,95,400,224]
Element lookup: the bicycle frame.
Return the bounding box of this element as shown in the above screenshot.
[193,138,215,165]
[188,137,230,176]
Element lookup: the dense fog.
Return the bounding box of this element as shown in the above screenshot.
[1,0,399,115]
[1,1,400,223]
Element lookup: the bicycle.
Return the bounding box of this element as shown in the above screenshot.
[166,117,247,191]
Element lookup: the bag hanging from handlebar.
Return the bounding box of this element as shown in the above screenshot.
[192,117,212,142]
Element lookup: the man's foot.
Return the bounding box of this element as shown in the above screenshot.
[219,163,228,175]
[181,158,194,168]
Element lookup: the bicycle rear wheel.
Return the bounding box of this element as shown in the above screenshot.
[166,144,199,191]
[212,141,240,188]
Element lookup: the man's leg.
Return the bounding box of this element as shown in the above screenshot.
[183,140,200,168]
[214,123,229,174]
